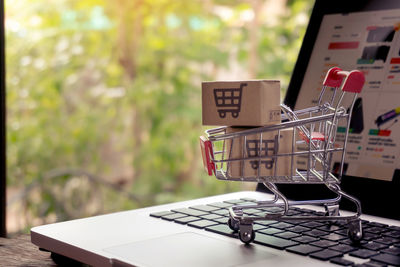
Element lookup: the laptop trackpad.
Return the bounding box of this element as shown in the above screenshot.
[105,232,276,267]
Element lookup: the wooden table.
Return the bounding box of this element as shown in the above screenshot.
[0,234,56,266]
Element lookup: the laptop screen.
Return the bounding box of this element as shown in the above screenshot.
[259,0,400,219]
[295,4,400,182]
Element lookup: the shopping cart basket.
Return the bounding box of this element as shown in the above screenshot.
[214,83,246,118]
[200,67,365,244]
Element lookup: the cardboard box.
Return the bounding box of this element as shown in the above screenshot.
[202,80,281,126]
[225,127,295,178]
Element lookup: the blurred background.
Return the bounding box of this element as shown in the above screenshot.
[5,0,312,234]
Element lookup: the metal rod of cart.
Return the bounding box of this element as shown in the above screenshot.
[200,67,365,244]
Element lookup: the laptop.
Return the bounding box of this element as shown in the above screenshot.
[31,0,400,266]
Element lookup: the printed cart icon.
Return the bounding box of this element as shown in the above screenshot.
[246,136,278,170]
[213,83,247,118]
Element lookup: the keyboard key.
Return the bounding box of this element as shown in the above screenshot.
[231,202,256,208]
[205,224,238,238]
[335,228,349,236]
[149,211,173,218]
[258,227,283,235]
[243,208,263,215]
[355,261,389,267]
[174,216,201,224]
[362,242,388,251]
[354,261,387,267]
[340,238,368,246]
[208,202,233,209]
[329,243,357,253]
[161,213,187,221]
[274,231,300,239]
[375,236,400,246]
[309,249,343,260]
[190,205,221,212]
[389,226,400,231]
[253,224,267,231]
[224,199,253,205]
[363,232,380,241]
[254,233,299,250]
[200,214,223,221]
[310,239,338,248]
[287,225,310,233]
[188,219,218,229]
[291,235,319,244]
[364,226,389,235]
[317,224,343,232]
[259,207,283,213]
[271,222,294,230]
[382,246,400,255]
[255,220,279,226]
[349,249,379,259]
[212,209,229,216]
[371,253,400,266]
[214,217,229,224]
[322,233,348,242]
[330,257,355,266]
[303,229,329,237]
[290,219,309,225]
[172,208,208,217]
[383,230,400,239]
[286,244,323,256]
[368,222,389,228]
[300,221,324,228]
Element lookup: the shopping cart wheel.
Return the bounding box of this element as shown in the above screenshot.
[238,224,255,244]
[232,112,239,118]
[347,219,363,243]
[227,218,240,232]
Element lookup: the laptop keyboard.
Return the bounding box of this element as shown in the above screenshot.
[150,198,400,266]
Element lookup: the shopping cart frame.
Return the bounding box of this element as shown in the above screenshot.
[200,67,365,244]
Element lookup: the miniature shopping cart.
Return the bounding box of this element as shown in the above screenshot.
[214,83,246,118]
[200,67,365,244]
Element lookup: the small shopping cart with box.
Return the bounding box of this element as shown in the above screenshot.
[200,67,365,244]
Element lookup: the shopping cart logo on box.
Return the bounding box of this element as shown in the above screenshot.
[246,135,278,170]
[213,83,247,118]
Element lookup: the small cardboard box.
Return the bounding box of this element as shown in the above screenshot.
[225,127,295,178]
[202,80,281,126]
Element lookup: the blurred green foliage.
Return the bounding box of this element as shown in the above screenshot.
[6,0,312,232]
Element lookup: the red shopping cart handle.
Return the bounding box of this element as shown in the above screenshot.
[199,136,215,176]
[323,67,343,88]
[323,67,365,93]
[341,70,365,93]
